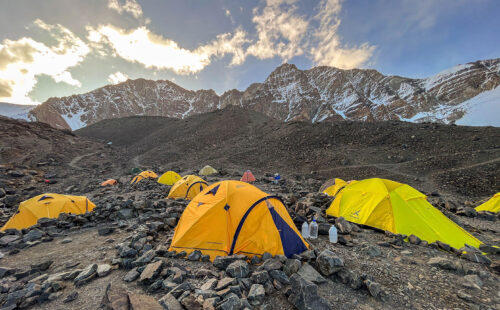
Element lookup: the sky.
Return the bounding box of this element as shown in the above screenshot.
[0,0,499,105]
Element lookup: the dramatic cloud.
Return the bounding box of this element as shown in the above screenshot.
[310,0,375,68]
[247,0,308,61]
[107,0,143,18]
[0,20,90,104]
[88,25,249,74]
[108,71,129,84]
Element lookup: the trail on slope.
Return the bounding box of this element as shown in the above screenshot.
[69,152,98,170]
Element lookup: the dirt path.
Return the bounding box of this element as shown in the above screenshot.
[69,152,97,170]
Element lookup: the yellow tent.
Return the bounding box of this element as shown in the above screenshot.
[130,170,158,184]
[158,171,182,186]
[199,165,218,176]
[1,194,95,231]
[167,175,208,200]
[476,193,500,213]
[169,180,308,260]
[326,178,482,249]
[320,178,348,196]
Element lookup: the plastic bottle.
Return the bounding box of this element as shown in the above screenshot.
[301,221,310,238]
[309,219,318,239]
[329,225,338,243]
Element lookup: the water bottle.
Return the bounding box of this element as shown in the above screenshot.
[329,225,338,243]
[301,221,310,238]
[309,219,318,239]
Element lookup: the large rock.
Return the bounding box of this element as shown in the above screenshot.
[139,260,163,283]
[427,257,459,271]
[97,264,112,277]
[226,260,250,278]
[0,234,20,246]
[335,217,352,234]
[288,274,331,310]
[23,229,43,242]
[213,255,246,270]
[315,250,344,276]
[247,284,265,306]
[159,293,183,310]
[74,264,97,286]
[297,263,326,284]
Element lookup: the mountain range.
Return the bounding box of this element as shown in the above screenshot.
[3,58,500,129]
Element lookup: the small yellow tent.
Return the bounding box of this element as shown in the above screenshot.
[1,194,95,231]
[169,180,308,260]
[167,175,208,200]
[199,165,218,176]
[130,170,158,184]
[476,193,500,213]
[158,171,182,186]
[326,178,482,249]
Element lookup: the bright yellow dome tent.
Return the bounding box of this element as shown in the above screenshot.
[158,171,182,186]
[169,180,308,260]
[1,194,95,231]
[167,175,208,200]
[476,193,500,213]
[320,178,356,196]
[130,170,158,184]
[326,178,482,249]
[199,165,218,176]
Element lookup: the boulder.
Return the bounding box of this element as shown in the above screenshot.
[213,255,246,270]
[139,260,163,283]
[22,229,44,242]
[288,274,331,310]
[159,293,183,310]
[297,263,326,284]
[315,250,344,276]
[247,284,265,306]
[128,293,163,310]
[250,270,270,284]
[226,260,250,278]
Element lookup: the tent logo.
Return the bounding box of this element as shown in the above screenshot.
[350,210,360,219]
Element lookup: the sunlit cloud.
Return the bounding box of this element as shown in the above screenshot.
[88,25,249,74]
[0,19,90,104]
[108,71,129,84]
[107,0,143,18]
[310,0,375,68]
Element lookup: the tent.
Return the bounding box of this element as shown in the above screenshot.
[158,171,182,186]
[167,175,208,200]
[320,178,348,196]
[130,171,158,185]
[101,179,117,186]
[1,194,95,231]
[131,167,142,174]
[169,180,308,260]
[476,193,500,213]
[240,170,256,183]
[326,178,482,249]
[199,165,218,176]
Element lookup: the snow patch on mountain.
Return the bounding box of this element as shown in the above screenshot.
[456,86,500,127]
[0,103,36,120]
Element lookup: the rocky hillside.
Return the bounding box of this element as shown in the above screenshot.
[28,58,500,130]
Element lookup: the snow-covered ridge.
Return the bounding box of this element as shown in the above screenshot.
[0,103,36,120]
[27,58,500,130]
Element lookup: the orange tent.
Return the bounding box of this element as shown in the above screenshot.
[240,170,256,183]
[101,179,117,186]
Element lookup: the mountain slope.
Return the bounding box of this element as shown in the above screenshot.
[0,102,36,120]
[30,58,500,130]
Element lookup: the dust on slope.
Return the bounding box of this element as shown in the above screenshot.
[76,106,500,198]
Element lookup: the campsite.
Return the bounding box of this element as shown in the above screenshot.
[0,107,498,310]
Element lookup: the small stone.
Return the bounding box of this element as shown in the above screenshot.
[297,263,326,284]
[128,293,163,310]
[364,280,381,297]
[288,274,330,310]
[124,268,140,282]
[23,229,43,242]
[97,264,112,277]
[213,255,246,270]
[216,277,236,290]
[61,237,73,244]
[362,245,382,257]
[98,227,115,236]
[269,270,290,285]
[247,284,265,306]
[64,291,78,303]
[427,257,458,271]
[251,270,270,284]
[257,258,283,271]
[187,250,202,261]
[226,260,250,278]
[74,264,97,286]
[200,278,218,291]
[335,217,352,234]
[283,259,301,276]
[408,235,421,245]
[315,250,344,276]
[139,260,163,283]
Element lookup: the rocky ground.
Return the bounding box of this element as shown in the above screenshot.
[0,112,499,310]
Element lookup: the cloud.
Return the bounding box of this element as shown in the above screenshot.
[108,71,129,84]
[88,25,249,74]
[107,0,143,18]
[0,19,90,104]
[246,0,308,61]
[309,0,375,68]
